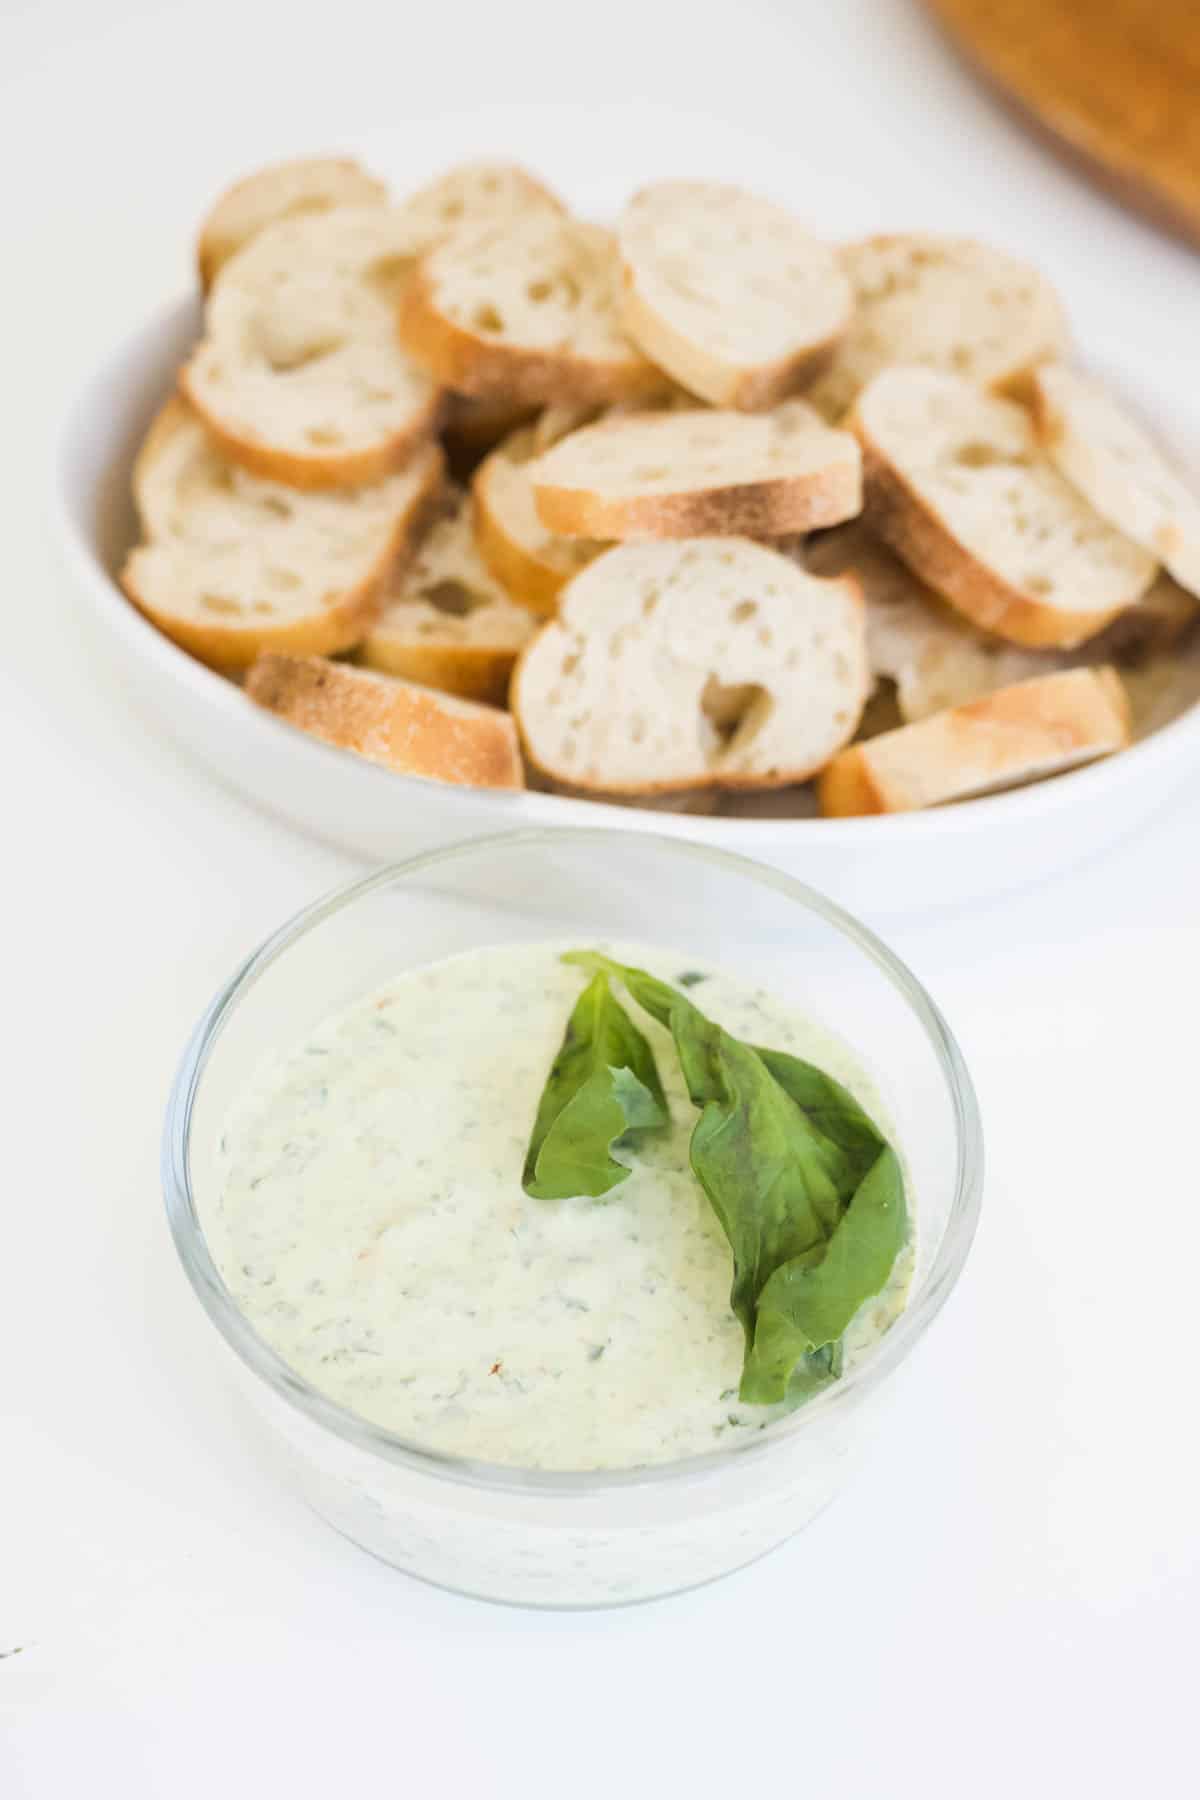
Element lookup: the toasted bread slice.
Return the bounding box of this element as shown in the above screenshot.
[397,159,563,239]
[809,522,1198,723]
[398,214,664,408]
[616,180,852,410]
[809,234,1068,421]
[360,490,535,703]
[121,399,442,669]
[197,155,389,290]
[470,395,701,611]
[528,400,861,540]
[804,521,1058,720]
[472,427,605,616]
[852,367,1157,648]
[513,539,867,793]
[1031,365,1200,599]
[528,383,699,454]
[245,655,524,788]
[182,207,443,489]
[817,667,1130,814]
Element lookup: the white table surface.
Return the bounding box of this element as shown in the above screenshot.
[3,0,1199,1792]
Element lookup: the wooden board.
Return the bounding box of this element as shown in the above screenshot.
[923,0,1200,251]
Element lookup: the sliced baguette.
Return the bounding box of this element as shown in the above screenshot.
[513,539,868,793]
[397,159,563,239]
[245,655,524,788]
[528,383,699,454]
[804,521,1058,720]
[471,396,699,611]
[182,207,442,489]
[472,426,605,616]
[398,214,664,408]
[808,522,1197,724]
[817,667,1130,815]
[528,400,861,539]
[1031,365,1200,599]
[809,234,1068,421]
[360,490,535,704]
[616,180,852,410]
[197,155,389,290]
[122,398,443,669]
[852,367,1158,648]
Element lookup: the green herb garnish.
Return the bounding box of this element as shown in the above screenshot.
[524,952,906,1407]
[521,970,668,1200]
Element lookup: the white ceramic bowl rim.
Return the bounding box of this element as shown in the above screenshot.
[163,826,984,1496]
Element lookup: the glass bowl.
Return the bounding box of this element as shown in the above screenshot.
[163,828,983,1608]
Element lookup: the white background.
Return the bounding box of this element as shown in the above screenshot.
[3,0,1199,1793]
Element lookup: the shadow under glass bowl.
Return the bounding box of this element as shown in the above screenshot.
[164,827,983,1608]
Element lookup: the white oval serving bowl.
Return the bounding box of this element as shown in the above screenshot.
[56,296,1200,915]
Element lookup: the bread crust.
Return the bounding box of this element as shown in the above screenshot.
[533,463,859,541]
[512,550,868,795]
[513,630,866,794]
[853,422,1129,649]
[121,402,444,669]
[817,665,1130,814]
[197,156,388,291]
[357,637,519,706]
[809,233,1068,421]
[618,277,840,413]
[178,362,444,491]
[616,180,852,412]
[245,655,524,788]
[398,261,666,410]
[471,438,587,615]
[1030,365,1200,600]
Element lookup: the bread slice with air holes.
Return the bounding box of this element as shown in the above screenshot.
[808,235,1068,422]
[182,207,443,489]
[512,538,868,794]
[245,655,524,788]
[398,214,665,408]
[804,521,1062,720]
[472,425,606,616]
[528,400,861,540]
[809,520,1198,722]
[1031,364,1200,600]
[121,398,443,669]
[359,489,535,704]
[197,156,389,291]
[817,667,1130,815]
[397,158,563,240]
[851,367,1158,649]
[616,181,852,411]
[528,380,700,454]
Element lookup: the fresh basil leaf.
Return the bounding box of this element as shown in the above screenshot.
[752,1047,887,1186]
[674,1015,856,1332]
[784,1337,844,1406]
[740,1147,906,1403]
[562,951,907,1407]
[523,971,668,1200]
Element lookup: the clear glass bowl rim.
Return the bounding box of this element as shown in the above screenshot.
[163,827,984,1497]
